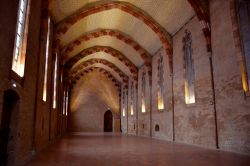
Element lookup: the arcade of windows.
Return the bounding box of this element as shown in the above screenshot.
[12,0,249,120]
[12,0,60,108]
[11,0,202,120]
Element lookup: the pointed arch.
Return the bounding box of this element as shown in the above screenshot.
[187,0,211,51]
[55,1,172,70]
[69,67,121,91]
[64,46,138,80]
[68,58,129,84]
[62,29,151,67]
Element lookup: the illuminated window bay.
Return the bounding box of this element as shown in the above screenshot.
[141,72,146,113]
[122,88,126,117]
[183,30,195,104]
[158,55,164,110]
[12,0,29,77]
[42,17,51,102]
[130,81,134,115]
[53,54,58,109]
[236,0,250,93]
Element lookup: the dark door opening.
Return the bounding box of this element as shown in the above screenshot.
[104,110,113,132]
[0,89,19,166]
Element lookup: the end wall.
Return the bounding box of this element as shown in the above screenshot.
[68,71,120,132]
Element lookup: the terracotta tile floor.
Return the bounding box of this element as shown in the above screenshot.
[27,133,250,166]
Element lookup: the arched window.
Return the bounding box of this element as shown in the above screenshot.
[12,0,30,77]
[141,72,146,113]
[122,88,126,117]
[236,0,250,93]
[43,16,51,101]
[65,90,69,116]
[52,53,58,109]
[130,81,134,115]
[183,29,195,104]
[158,55,164,110]
[63,90,66,115]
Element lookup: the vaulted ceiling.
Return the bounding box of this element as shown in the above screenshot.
[48,0,209,89]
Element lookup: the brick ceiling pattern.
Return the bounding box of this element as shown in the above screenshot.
[64,46,138,80]
[55,1,172,54]
[76,63,125,83]
[62,29,152,68]
[48,0,210,87]
[68,58,129,85]
[52,1,175,74]
[69,67,121,92]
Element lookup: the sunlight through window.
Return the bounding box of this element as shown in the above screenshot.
[12,0,29,77]
[43,17,51,102]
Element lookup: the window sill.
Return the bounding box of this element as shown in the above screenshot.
[10,70,24,87]
[245,91,250,97]
[185,103,196,107]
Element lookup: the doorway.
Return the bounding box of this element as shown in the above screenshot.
[0,89,19,166]
[104,110,113,132]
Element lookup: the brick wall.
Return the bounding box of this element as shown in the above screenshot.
[211,0,250,153]
[137,66,151,137]
[68,71,120,132]
[122,0,250,155]
[0,1,249,164]
[172,16,216,148]
[121,85,128,133]
[0,0,43,165]
[151,48,173,141]
[127,78,137,135]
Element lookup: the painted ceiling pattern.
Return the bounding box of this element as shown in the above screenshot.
[48,0,210,89]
